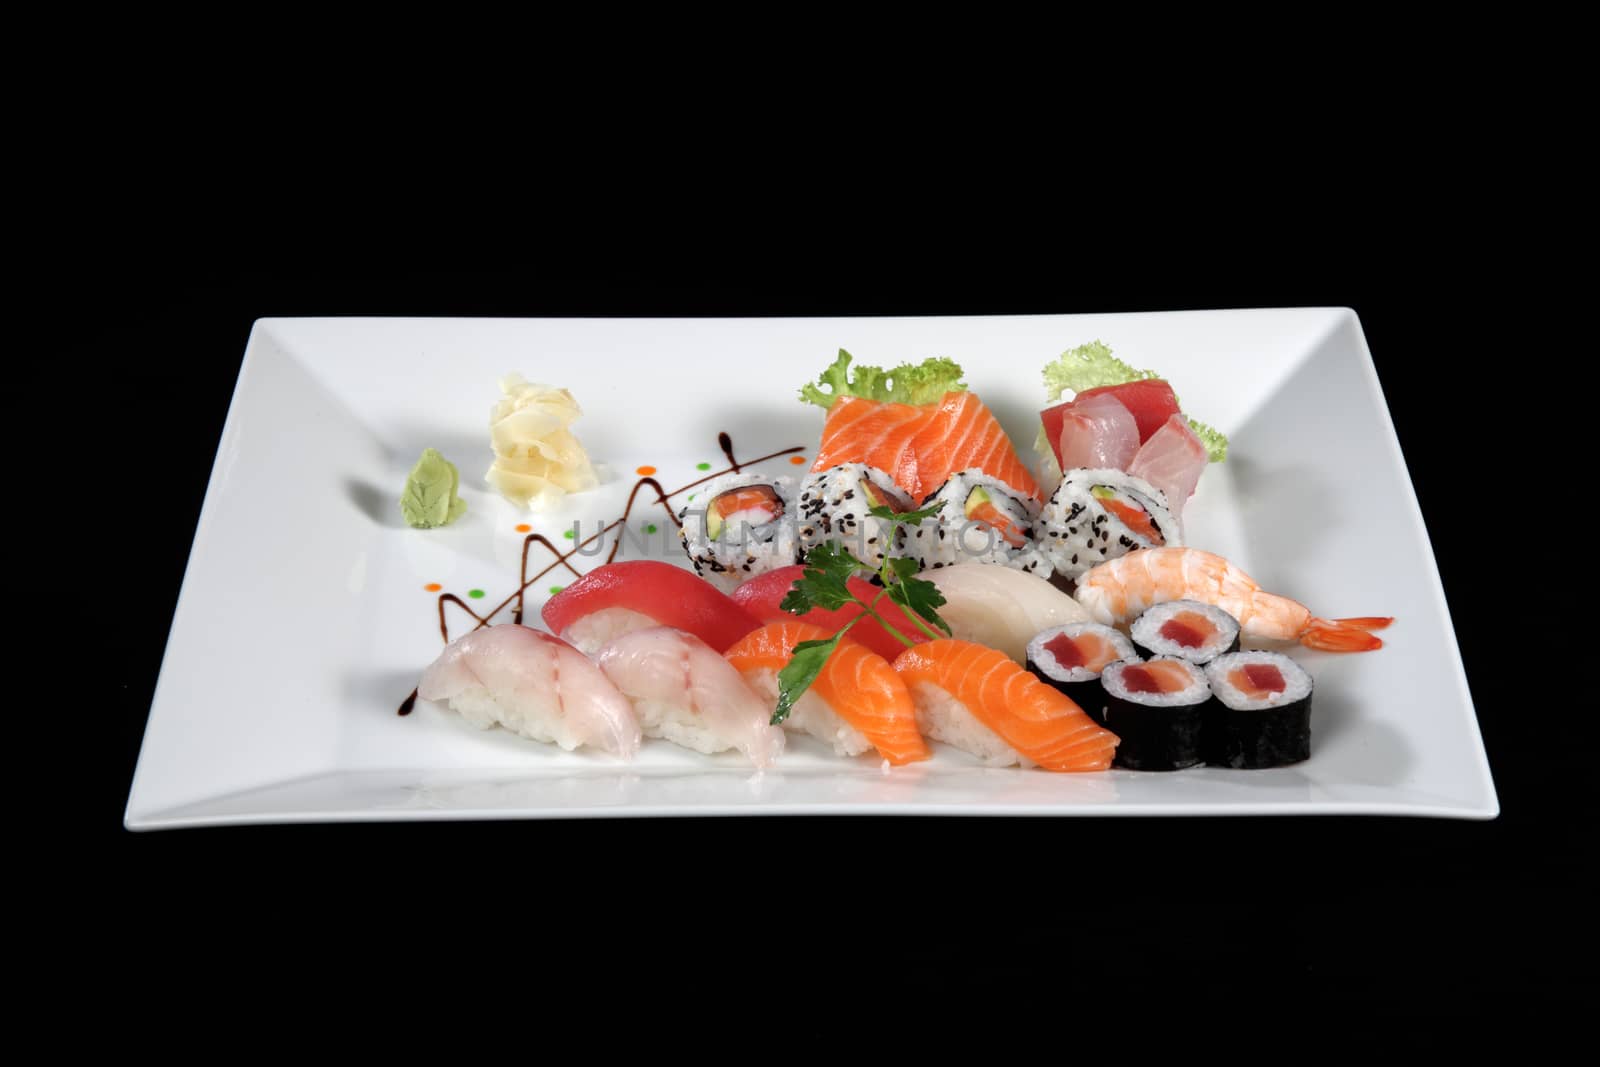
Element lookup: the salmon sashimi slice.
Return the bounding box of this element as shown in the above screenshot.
[912,392,1042,503]
[892,639,1117,771]
[811,396,927,498]
[724,621,929,765]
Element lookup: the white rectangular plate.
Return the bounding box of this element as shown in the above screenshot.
[126,309,1496,826]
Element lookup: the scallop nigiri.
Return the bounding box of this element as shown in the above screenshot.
[594,626,785,767]
[417,624,641,758]
[724,621,929,765]
[893,639,1118,771]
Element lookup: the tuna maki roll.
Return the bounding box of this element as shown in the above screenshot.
[1025,622,1138,724]
[1202,651,1313,769]
[1099,657,1213,771]
[1130,600,1241,665]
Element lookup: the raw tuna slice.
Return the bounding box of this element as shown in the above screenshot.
[1127,414,1207,518]
[1056,392,1141,471]
[1073,380,1183,442]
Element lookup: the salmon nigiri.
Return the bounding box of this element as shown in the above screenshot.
[893,639,1117,771]
[724,621,929,765]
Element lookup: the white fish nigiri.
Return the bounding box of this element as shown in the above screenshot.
[418,624,642,758]
[924,563,1088,665]
[594,627,785,767]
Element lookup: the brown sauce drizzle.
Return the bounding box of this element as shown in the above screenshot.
[399,434,803,715]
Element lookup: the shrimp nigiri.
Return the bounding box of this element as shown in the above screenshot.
[1074,548,1393,652]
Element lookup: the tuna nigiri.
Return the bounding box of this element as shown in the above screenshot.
[729,564,929,662]
[543,560,762,655]
[418,625,641,758]
[724,621,929,765]
[594,626,786,767]
[893,639,1118,771]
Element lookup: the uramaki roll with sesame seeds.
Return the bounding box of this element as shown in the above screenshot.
[794,463,914,574]
[1036,468,1181,580]
[677,472,802,592]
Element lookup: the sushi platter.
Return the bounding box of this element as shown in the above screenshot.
[124,309,1496,826]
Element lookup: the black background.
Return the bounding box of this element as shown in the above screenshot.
[81,208,1587,1026]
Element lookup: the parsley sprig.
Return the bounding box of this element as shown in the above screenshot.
[771,503,952,724]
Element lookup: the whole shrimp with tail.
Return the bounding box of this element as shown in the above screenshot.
[1075,548,1393,651]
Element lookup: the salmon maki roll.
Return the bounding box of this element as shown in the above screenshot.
[892,639,1118,771]
[724,621,929,765]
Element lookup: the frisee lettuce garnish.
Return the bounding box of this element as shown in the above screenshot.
[1040,339,1229,463]
[799,349,967,409]
[1042,340,1161,402]
[772,504,952,724]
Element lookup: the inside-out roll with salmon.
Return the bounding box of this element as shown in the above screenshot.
[724,621,929,765]
[892,639,1118,771]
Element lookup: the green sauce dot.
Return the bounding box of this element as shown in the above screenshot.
[688,493,697,501]
[696,462,711,470]
[562,529,575,540]
[644,523,658,534]
[548,585,565,595]
[467,589,485,599]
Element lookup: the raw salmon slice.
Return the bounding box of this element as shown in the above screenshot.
[912,392,1041,502]
[725,621,929,765]
[893,639,1117,771]
[811,396,927,497]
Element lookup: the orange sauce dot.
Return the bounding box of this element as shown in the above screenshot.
[789,455,806,465]
[423,583,442,592]
[515,523,531,533]
[636,465,657,476]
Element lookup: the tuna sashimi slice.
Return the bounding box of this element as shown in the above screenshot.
[1056,392,1141,472]
[1128,414,1207,519]
[1074,380,1182,442]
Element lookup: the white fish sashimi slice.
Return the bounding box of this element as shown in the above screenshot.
[1057,393,1141,472]
[418,625,642,758]
[924,564,1088,665]
[595,627,785,768]
[1127,414,1208,523]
